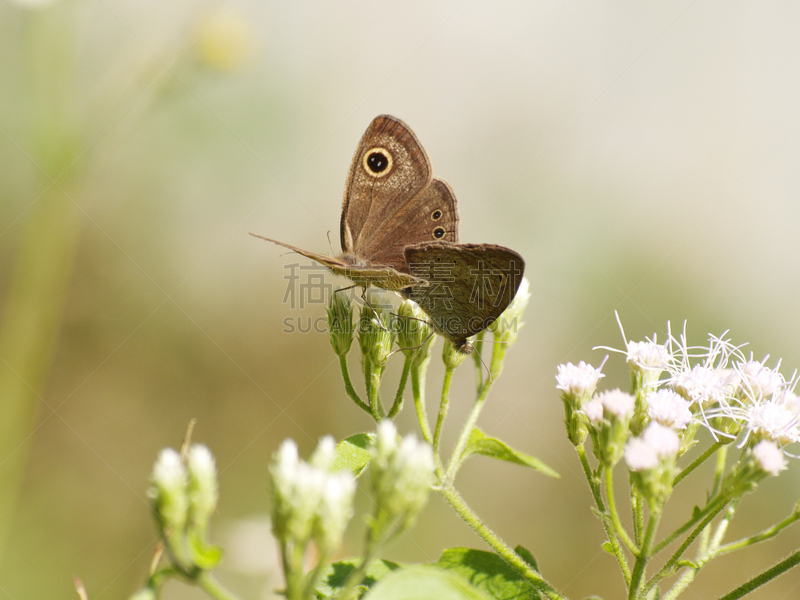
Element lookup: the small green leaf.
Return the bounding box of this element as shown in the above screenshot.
[364,565,493,600]
[186,532,222,569]
[436,548,541,600]
[513,545,539,572]
[315,557,400,598]
[462,429,559,478]
[331,433,374,477]
[601,541,615,555]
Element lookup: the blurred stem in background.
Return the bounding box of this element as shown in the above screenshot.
[0,3,83,557]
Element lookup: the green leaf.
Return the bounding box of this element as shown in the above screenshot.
[435,548,541,600]
[186,531,222,570]
[513,545,539,572]
[315,557,400,598]
[364,565,494,600]
[462,429,559,478]
[331,433,374,477]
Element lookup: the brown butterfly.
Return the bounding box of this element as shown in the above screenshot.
[251,115,459,290]
[252,115,525,353]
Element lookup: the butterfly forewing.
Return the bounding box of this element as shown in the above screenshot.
[340,115,432,254]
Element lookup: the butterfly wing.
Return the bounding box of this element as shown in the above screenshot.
[402,242,525,351]
[250,234,427,289]
[341,115,458,272]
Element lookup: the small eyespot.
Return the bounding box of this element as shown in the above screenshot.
[431,209,443,221]
[362,147,392,177]
[433,227,445,239]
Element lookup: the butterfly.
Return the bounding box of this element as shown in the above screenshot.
[252,115,524,353]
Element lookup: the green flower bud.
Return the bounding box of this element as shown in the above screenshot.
[148,448,189,534]
[442,339,468,369]
[187,444,219,532]
[396,299,434,357]
[370,421,435,537]
[358,300,395,369]
[327,291,354,356]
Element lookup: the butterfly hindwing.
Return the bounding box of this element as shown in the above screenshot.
[403,242,525,351]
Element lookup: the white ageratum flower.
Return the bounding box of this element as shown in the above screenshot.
[646,389,693,430]
[625,423,680,502]
[315,470,356,554]
[583,398,604,424]
[671,365,734,408]
[745,400,800,446]
[625,437,659,472]
[626,340,670,372]
[752,440,788,476]
[737,359,784,401]
[149,448,189,532]
[370,421,435,528]
[641,422,681,459]
[596,389,636,419]
[186,444,219,530]
[269,438,355,552]
[556,361,605,398]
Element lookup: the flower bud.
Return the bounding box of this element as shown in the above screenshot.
[396,299,434,357]
[370,421,435,536]
[148,448,189,534]
[358,300,395,369]
[327,291,354,356]
[187,444,219,532]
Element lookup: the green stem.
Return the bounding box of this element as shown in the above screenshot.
[368,367,384,420]
[433,367,455,456]
[439,485,568,600]
[628,503,662,600]
[387,355,412,418]
[339,355,371,415]
[653,493,728,554]
[605,468,637,554]
[411,364,433,445]
[473,332,485,390]
[196,571,242,600]
[630,474,644,547]
[717,548,800,600]
[673,441,722,487]
[716,509,800,556]
[444,376,492,483]
[645,498,728,595]
[577,447,630,584]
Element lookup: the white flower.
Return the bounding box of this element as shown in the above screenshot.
[646,389,693,430]
[595,389,635,419]
[626,340,669,371]
[624,437,659,472]
[583,398,604,424]
[315,471,356,554]
[671,365,734,407]
[371,421,435,525]
[149,448,189,532]
[642,423,681,459]
[624,423,679,472]
[737,359,784,400]
[752,440,788,476]
[746,400,800,445]
[556,361,604,398]
[187,444,219,529]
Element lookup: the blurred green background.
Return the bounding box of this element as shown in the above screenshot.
[2,1,800,599]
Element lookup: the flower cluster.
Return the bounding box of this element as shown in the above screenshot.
[557,323,799,500]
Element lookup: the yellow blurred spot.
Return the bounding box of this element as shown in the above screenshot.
[196,11,254,72]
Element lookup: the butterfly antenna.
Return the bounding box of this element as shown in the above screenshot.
[326,230,335,254]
